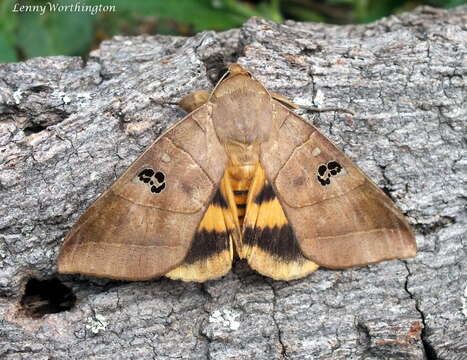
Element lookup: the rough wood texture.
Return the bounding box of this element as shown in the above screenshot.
[0,6,465,359]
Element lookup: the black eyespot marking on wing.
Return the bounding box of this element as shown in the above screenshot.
[151,183,166,194]
[138,168,166,194]
[318,164,327,176]
[317,177,330,186]
[138,168,154,183]
[138,169,154,182]
[154,171,165,183]
[327,161,340,170]
[316,161,343,186]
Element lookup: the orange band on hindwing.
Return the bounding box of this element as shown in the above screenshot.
[240,165,319,280]
[165,176,237,282]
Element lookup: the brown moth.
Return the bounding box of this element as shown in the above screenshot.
[58,64,416,282]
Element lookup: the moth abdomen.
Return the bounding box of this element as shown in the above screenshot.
[227,164,256,225]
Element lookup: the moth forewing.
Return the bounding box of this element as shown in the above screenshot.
[261,101,416,269]
[58,105,228,280]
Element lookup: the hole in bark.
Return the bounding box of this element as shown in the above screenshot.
[212,64,229,83]
[203,54,229,84]
[23,124,47,136]
[20,278,76,318]
[28,85,52,93]
[356,320,371,346]
[414,216,455,235]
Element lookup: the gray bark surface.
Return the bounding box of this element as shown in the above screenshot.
[0,5,466,360]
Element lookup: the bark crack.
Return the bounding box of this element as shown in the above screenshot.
[404,262,438,360]
[268,281,288,359]
[198,283,213,360]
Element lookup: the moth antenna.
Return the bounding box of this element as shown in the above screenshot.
[271,92,355,115]
[300,105,355,116]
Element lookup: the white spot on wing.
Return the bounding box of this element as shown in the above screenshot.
[312,147,321,156]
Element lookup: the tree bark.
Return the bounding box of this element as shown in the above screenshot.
[0,5,466,359]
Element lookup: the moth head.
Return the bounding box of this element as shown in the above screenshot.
[227,64,251,77]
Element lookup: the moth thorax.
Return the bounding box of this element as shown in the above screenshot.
[225,142,260,167]
[211,75,273,145]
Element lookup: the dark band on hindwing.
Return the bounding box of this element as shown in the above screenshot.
[244,224,304,261]
[245,181,306,262]
[182,188,230,264]
[184,229,230,264]
[211,187,229,208]
[254,182,275,204]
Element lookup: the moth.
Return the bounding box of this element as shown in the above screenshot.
[58,64,416,282]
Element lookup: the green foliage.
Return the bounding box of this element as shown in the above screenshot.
[0,0,465,63]
[87,0,282,31]
[0,0,18,61]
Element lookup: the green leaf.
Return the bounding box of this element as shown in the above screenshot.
[88,0,282,31]
[0,0,18,33]
[256,0,284,23]
[354,0,407,23]
[283,5,326,22]
[17,13,54,58]
[16,0,94,58]
[0,35,18,62]
[44,2,94,55]
[0,0,19,61]
[429,0,467,7]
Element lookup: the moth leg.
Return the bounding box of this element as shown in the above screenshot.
[271,92,355,115]
[179,90,210,113]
